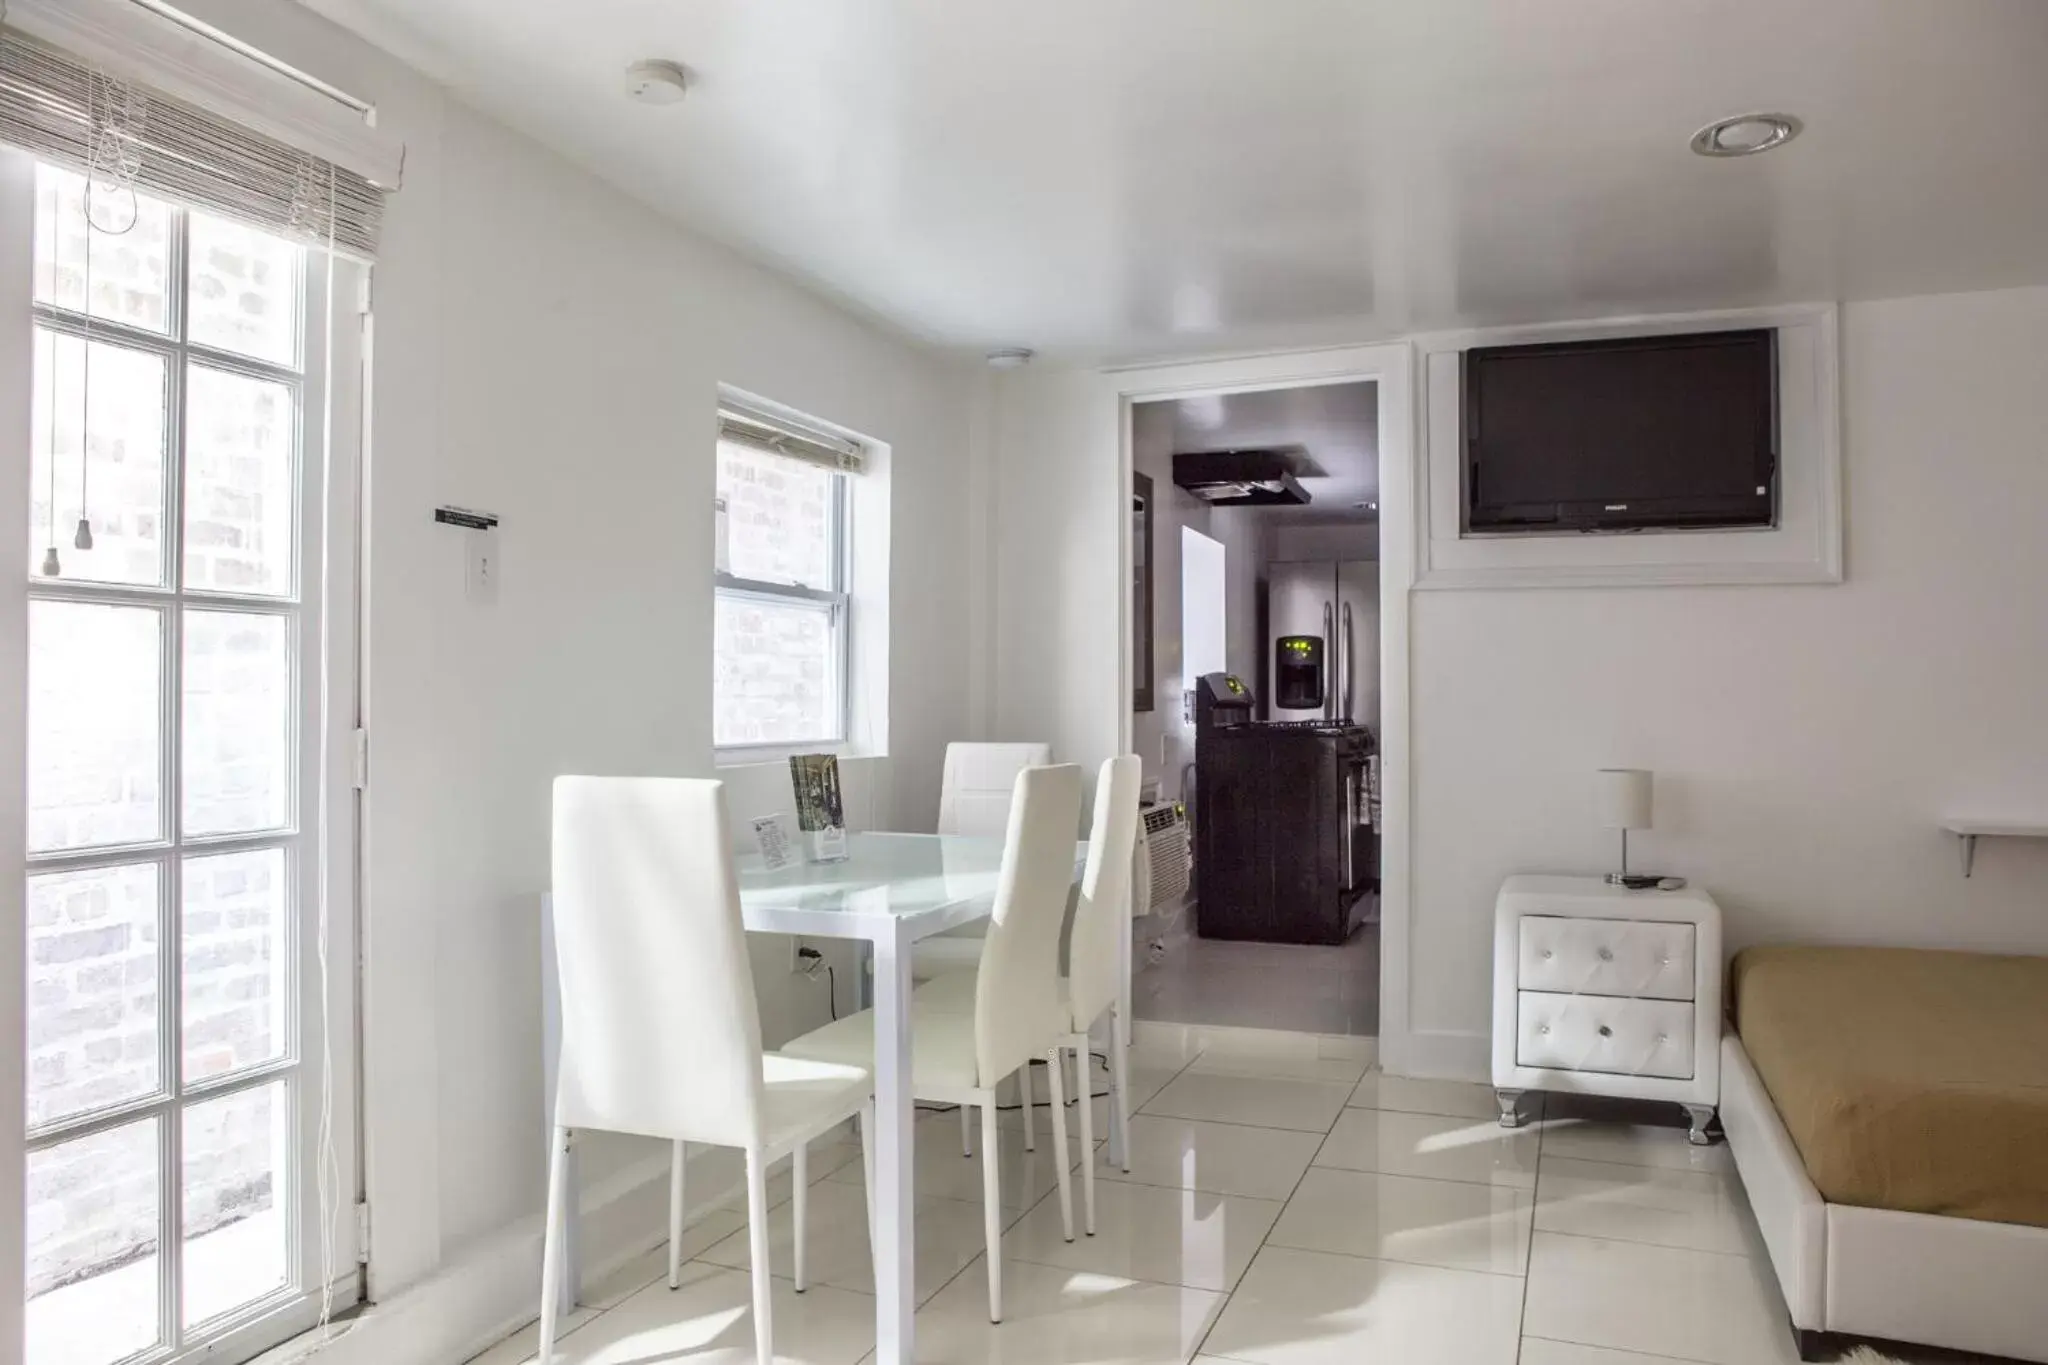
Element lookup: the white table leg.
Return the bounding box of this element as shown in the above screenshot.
[541,894,580,1319]
[871,928,916,1365]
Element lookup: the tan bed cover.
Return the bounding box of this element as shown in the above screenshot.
[1731,944,2048,1228]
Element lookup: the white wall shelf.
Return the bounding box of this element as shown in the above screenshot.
[1941,820,2048,877]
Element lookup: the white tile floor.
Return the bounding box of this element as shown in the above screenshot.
[470,1029,1980,1365]
[1133,928,1379,1037]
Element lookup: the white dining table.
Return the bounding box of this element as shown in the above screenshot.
[541,831,1096,1365]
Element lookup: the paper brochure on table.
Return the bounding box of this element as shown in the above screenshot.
[750,814,794,870]
[788,753,849,862]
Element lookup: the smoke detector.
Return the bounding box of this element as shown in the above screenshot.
[624,60,691,106]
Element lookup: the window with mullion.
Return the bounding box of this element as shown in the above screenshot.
[24,165,309,1365]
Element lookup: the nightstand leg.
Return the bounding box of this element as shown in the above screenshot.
[1684,1104,1717,1146]
[1495,1088,1527,1129]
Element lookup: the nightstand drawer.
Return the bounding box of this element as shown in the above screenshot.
[1518,916,1696,1000]
[1516,991,1695,1079]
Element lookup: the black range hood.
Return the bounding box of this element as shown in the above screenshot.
[1172,448,1311,506]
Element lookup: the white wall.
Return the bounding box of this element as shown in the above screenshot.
[1406,286,2048,1063]
[158,0,983,1333]
[1271,520,1379,563]
[989,287,2048,1080]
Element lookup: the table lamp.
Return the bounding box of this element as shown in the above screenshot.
[1597,768,1660,887]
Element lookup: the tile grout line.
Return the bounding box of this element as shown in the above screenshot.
[1186,1042,1361,1363]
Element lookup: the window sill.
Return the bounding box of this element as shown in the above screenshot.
[715,741,885,770]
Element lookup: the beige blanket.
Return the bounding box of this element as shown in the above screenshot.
[1731,944,2048,1227]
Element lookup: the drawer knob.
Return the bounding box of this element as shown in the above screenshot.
[1542,950,1554,960]
[1597,1025,1613,1038]
[1597,947,1615,962]
[1656,1033,1669,1043]
[1538,1025,1551,1036]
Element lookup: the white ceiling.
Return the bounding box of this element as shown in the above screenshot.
[1143,383,1379,524]
[308,0,2048,360]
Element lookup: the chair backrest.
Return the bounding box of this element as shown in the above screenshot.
[938,742,1052,837]
[971,763,1084,1086]
[1066,755,1143,1028]
[551,776,765,1148]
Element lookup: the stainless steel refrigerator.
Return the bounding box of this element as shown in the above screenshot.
[1266,560,1380,731]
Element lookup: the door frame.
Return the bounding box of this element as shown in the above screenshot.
[1109,342,1422,1072]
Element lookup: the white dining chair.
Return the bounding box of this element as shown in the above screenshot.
[544,777,876,1365]
[915,755,1144,1232]
[917,741,1054,1156]
[782,762,1084,1323]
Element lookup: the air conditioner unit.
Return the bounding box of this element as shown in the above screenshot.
[1133,800,1192,964]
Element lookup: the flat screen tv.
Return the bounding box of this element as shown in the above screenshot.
[1463,328,1778,533]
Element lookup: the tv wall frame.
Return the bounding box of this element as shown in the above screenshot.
[1414,303,1841,590]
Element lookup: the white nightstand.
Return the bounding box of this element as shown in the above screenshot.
[1491,874,1724,1144]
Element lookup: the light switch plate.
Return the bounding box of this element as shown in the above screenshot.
[466,529,499,604]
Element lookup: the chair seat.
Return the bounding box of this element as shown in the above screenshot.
[915,967,1093,1032]
[758,1053,874,1150]
[783,1003,985,1092]
[910,924,988,980]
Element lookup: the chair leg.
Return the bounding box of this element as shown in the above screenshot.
[1111,1004,1133,1173]
[1045,1048,1075,1244]
[980,1099,1003,1322]
[960,1102,973,1157]
[667,1138,686,1289]
[793,1140,809,1293]
[1020,1066,1035,1151]
[744,1148,774,1365]
[1073,1042,1096,1236]
[538,1127,571,1365]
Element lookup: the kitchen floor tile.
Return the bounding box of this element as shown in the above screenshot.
[1183,1046,1370,1086]
[518,1263,874,1365]
[1345,1070,1509,1121]
[1100,1115,1323,1201]
[1266,1166,1532,1275]
[1201,1245,1524,1365]
[1003,1177,1282,1292]
[1540,1121,1733,1174]
[1518,1340,1716,1365]
[1522,1231,1799,1365]
[699,1179,991,1305]
[1534,1156,1752,1254]
[1314,1107,1539,1188]
[898,1256,1224,1365]
[1139,1071,1353,1133]
[832,1109,1076,1210]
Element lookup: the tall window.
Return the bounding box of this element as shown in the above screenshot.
[22,165,339,1365]
[712,406,863,750]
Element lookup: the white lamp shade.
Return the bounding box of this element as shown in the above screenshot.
[1597,768,1653,830]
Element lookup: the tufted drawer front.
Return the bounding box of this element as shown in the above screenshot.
[1516,991,1695,1079]
[1518,916,1696,1000]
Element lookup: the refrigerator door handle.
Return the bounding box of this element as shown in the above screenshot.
[1342,766,1357,889]
[1340,602,1354,723]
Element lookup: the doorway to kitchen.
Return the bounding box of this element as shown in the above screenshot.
[1126,379,1387,1038]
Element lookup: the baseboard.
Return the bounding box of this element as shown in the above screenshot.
[271,1143,762,1365]
[1380,1027,1489,1082]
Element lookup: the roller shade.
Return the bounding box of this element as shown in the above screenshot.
[719,406,867,475]
[0,25,392,257]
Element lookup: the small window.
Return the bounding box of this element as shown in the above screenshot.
[712,405,862,750]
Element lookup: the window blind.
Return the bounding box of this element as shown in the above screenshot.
[719,406,867,475]
[0,26,390,257]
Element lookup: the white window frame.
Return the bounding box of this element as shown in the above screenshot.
[2,153,362,1365]
[712,428,857,758]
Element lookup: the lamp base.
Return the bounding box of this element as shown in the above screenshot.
[1605,872,1687,891]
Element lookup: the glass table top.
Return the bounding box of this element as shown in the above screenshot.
[735,831,1085,933]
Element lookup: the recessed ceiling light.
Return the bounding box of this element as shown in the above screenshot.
[985,348,1034,369]
[624,60,690,106]
[1690,112,1802,158]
